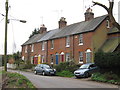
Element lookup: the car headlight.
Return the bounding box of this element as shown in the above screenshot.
[54,69,56,71]
[80,72,84,74]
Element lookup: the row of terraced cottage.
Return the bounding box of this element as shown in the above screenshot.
[21,8,120,65]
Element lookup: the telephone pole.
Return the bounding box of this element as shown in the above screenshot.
[4,0,9,71]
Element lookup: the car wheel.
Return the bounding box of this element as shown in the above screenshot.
[34,70,37,75]
[85,72,89,78]
[42,71,45,76]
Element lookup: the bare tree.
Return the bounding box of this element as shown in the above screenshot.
[92,0,120,31]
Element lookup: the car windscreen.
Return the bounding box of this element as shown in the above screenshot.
[43,65,51,69]
[80,64,89,69]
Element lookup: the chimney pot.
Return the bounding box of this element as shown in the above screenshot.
[84,8,94,21]
[58,17,67,29]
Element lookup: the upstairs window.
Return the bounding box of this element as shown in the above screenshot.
[79,34,83,45]
[51,40,54,49]
[42,41,45,50]
[79,52,83,63]
[106,20,110,28]
[31,44,34,52]
[25,45,28,53]
[66,36,70,47]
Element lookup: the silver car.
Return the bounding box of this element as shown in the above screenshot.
[74,63,99,78]
[34,64,56,76]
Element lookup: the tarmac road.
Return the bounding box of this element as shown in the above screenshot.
[8,69,119,88]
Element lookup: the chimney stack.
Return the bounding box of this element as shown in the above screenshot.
[58,17,67,29]
[84,8,94,21]
[39,24,47,34]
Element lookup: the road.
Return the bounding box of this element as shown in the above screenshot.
[8,69,119,88]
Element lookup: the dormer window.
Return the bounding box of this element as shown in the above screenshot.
[106,20,110,28]
[42,41,45,50]
[79,34,83,45]
[66,36,70,47]
[31,44,34,52]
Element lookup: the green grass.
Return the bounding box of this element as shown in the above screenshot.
[3,71,36,88]
[56,70,74,77]
[91,72,120,85]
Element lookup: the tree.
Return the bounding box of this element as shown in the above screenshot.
[29,28,39,38]
[92,0,120,31]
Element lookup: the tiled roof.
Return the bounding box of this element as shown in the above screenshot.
[101,37,120,52]
[22,15,107,45]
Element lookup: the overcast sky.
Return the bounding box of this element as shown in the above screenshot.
[0,0,120,54]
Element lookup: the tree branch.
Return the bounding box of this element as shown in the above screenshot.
[92,1,109,13]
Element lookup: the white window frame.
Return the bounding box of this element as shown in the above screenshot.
[31,44,34,52]
[86,49,92,63]
[79,52,83,64]
[66,36,70,47]
[51,40,54,49]
[66,53,70,62]
[50,54,54,64]
[42,41,45,51]
[79,34,83,45]
[41,55,44,63]
[106,20,110,28]
[25,45,28,53]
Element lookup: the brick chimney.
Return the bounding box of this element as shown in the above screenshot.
[39,24,47,34]
[58,17,67,29]
[84,8,94,21]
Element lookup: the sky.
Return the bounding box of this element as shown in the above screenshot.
[0,0,120,54]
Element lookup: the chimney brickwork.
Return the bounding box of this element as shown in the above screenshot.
[84,8,94,21]
[58,17,67,29]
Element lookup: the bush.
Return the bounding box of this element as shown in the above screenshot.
[95,51,120,74]
[54,61,78,73]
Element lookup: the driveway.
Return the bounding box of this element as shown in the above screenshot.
[8,69,119,88]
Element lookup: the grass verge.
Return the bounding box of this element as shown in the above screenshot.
[91,72,120,85]
[56,70,74,77]
[2,71,36,89]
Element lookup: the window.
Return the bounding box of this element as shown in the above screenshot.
[42,41,45,50]
[51,40,54,49]
[66,53,70,62]
[86,49,91,63]
[66,36,70,47]
[41,55,44,63]
[79,52,83,63]
[106,20,110,28]
[79,34,83,45]
[25,45,28,53]
[50,54,54,64]
[31,44,34,52]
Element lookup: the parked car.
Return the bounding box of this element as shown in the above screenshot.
[74,63,99,78]
[34,64,56,76]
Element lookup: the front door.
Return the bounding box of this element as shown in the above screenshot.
[56,53,59,64]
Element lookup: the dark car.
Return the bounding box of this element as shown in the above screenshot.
[74,63,99,78]
[34,64,56,76]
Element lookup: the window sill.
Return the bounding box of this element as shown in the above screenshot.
[66,45,70,48]
[79,61,83,64]
[79,43,83,46]
[51,48,54,50]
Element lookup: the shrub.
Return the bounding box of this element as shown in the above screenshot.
[54,61,78,73]
[95,51,120,74]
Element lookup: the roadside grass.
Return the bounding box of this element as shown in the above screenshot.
[56,70,74,77]
[91,72,120,85]
[2,71,36,89]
